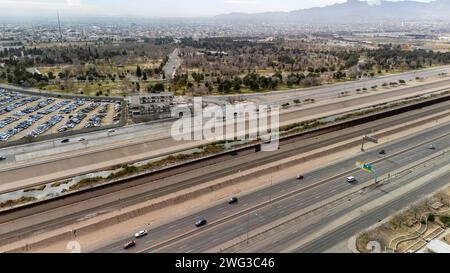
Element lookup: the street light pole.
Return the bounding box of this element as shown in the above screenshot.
[246,209,250,245]
[269,175,273,204]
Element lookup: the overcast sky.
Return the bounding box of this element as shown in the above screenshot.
[0,0,434,17]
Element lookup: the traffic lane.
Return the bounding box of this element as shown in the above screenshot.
[273,77,450,106]
[4,73,450,163]
[3,85,450,176]
[141,139,447,253]
[97,123,450,252]
[17,111,446,250]
[3,111,432,243]
[259,154,450,253]
[0,119,174,158]
[237,66,450,100]
[294,165,450,253]
[155,131,450,251]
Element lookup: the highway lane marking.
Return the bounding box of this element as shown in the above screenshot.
[137,128,450,253]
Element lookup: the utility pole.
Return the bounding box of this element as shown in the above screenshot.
[269,175,273,204]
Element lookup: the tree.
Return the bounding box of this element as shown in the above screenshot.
[48,71,55,80]
[142,72,147,81]
[136,65,142,78]
[149,83,165,93]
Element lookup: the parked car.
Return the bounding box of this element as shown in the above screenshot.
[123,240,136,249]
[195,219,207,227]
[134,230,148,239]
[228,197,238,204]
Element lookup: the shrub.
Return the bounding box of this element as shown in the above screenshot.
[427,213,435,222]
[440,215,450,227]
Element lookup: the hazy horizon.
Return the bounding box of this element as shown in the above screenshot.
[0,0,434,19]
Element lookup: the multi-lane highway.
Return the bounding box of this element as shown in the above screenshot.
[90,116,450,253]
[2,66,450,253]
[2,74,450,192]
[204,65,450,105]
[2,99,450,251]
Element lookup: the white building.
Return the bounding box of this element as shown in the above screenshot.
[127,92,176,122]
[426,239,450,253]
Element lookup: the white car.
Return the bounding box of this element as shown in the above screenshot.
[134,230,148,238]
[347,176,356,183]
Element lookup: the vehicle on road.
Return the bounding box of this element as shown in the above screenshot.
[429,145,436,150]
[134,230,148,239]
[0,156,6,161]
[78,138,86,142]
[195,219,207,227]
[347,176,357,183]
[228,197,238,204]
[108,129,116,133]
[296,175,304,180]
[61,139,70,143]
[123,240,136,249]
[379,150,386,155]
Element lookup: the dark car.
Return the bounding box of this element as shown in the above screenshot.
[0,156,6,161]
[228,197,238,204]
[61,139,70,143]
[195,219,207,227]
[296,175,304,180]
[123,240,136,249]
[379,150,386,155]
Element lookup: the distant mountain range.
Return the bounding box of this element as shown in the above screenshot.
[214,0,450,23]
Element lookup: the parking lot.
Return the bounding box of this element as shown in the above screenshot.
[0,88,122,142]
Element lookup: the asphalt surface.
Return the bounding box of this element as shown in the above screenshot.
[1,65,449,167]
[1,69,450,189]
[292,163,450,253]
[94,118,450,253]
[204,65,450,105]
[1,100,449,247]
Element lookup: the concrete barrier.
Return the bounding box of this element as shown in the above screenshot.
[2,91,450,220]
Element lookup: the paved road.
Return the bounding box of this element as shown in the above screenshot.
[94,118,450,253]
[163,48,181,81]
[204,65,450,105]
[2,102,450,248]
[292,165,450,253]
[1,76,450,190]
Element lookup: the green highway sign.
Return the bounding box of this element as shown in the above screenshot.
[356,161,374,173]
